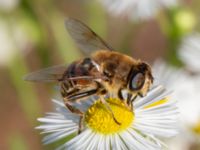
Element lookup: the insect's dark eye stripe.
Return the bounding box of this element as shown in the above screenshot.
[127,66,135,85]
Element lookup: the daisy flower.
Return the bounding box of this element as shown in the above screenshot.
[178,33,200,72]
[99,0,178,21]
[36,85,178,150]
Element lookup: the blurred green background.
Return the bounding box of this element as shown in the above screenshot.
[0,0,200,150]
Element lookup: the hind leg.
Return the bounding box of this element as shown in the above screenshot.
[63,88,99,134]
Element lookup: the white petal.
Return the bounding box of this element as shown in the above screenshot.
[43,129,76,145]
[99,0,178,21]
[127,128,160,150]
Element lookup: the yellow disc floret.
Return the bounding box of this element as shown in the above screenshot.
[85,98,134,134]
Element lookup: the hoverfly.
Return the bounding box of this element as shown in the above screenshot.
[24,18,153,131]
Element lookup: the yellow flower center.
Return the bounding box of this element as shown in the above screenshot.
[84,98,134,134]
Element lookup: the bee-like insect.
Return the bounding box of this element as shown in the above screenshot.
[24,18,153,129]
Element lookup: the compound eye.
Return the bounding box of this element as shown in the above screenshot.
[129,72,145,91]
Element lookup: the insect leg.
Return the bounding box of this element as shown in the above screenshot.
[63,88,99,134]
[127,93,132,105]
[78,116,84,134]
[65,101,83,134]
[99,96,121,125]
[64,101,83,116]
[129,95,137,111]
[61,82,84,116]
[63,88,98,115]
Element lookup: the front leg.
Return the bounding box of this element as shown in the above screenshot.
[99,96,121,125]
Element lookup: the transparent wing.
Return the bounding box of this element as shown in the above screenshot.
[24,65,103,82]
[65,18,113,55]
[23,65,67,82]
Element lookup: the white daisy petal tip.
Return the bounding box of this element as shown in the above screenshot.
[98,0,178,21]
[36,85,178,150]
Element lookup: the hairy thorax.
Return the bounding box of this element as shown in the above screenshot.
[92,50,139,91]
